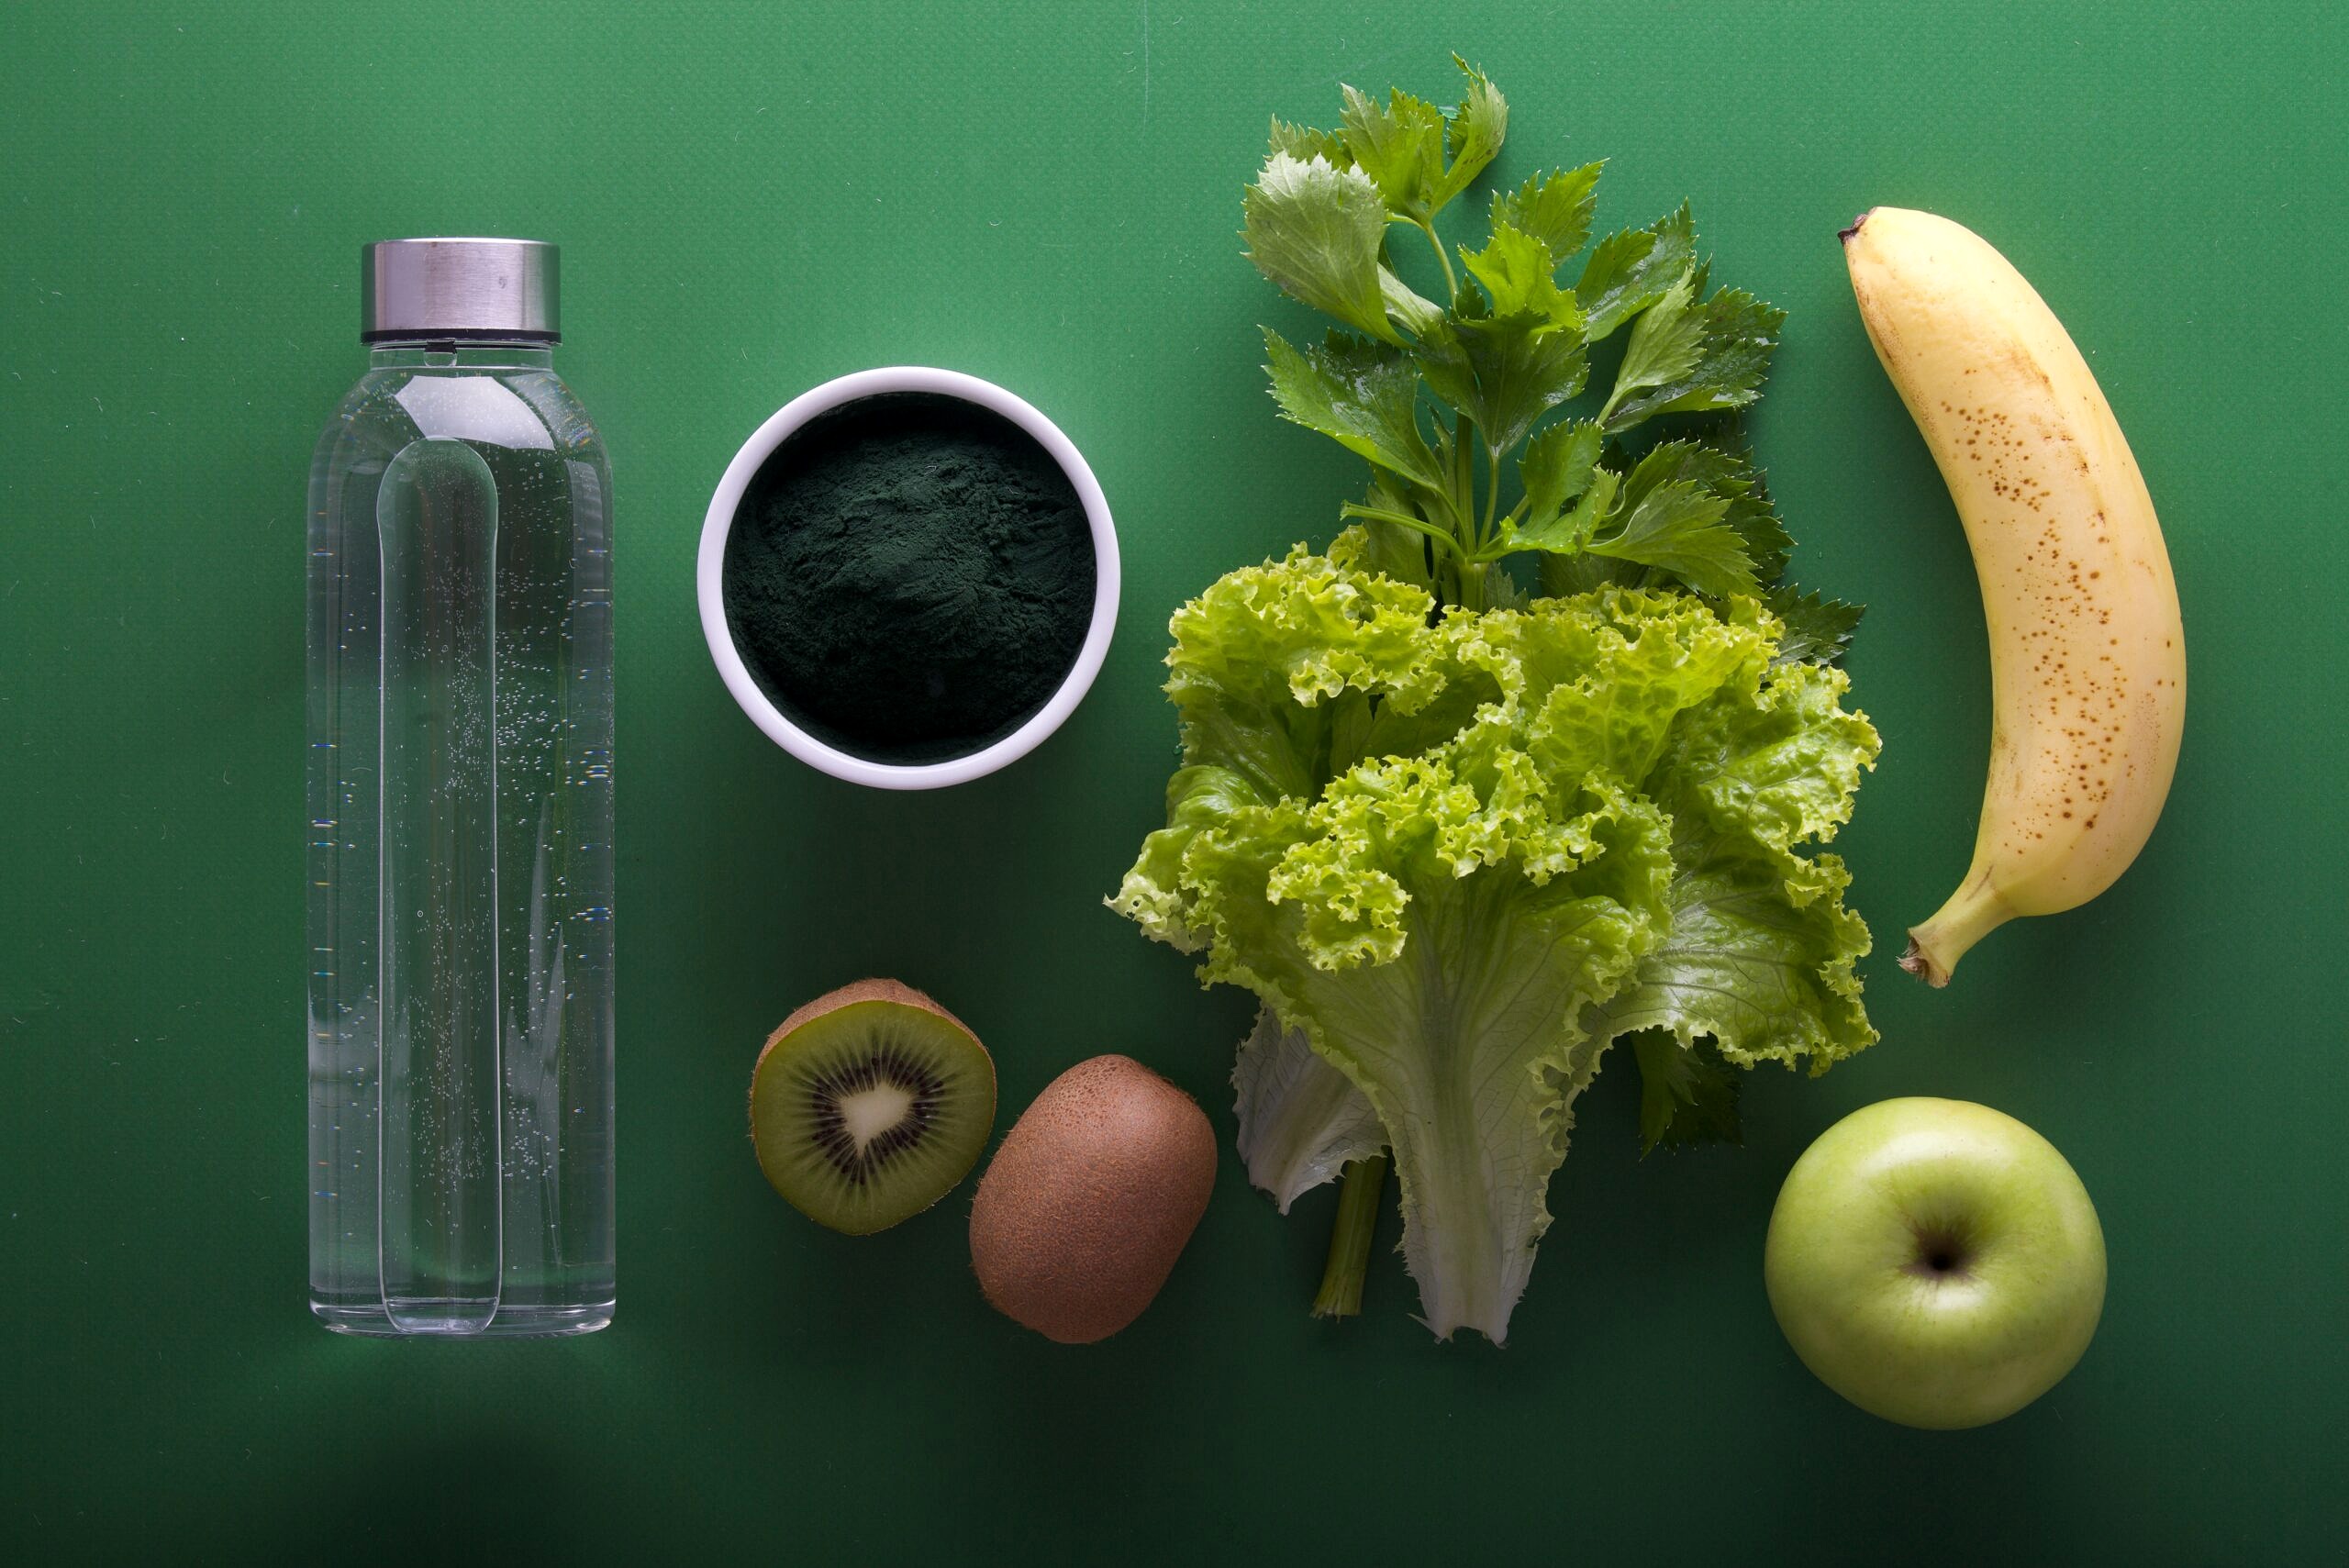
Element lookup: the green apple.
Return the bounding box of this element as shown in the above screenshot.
[1764,1096,2105,1429]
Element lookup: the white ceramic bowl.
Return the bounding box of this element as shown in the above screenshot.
[697,366,1120,790]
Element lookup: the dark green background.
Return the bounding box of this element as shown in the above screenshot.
[3,2,2341,1562]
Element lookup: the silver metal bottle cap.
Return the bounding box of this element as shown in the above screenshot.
[361,238,560,343]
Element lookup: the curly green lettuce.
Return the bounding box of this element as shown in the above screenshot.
[1113,530,1878,1342]
[1119,61,1879,1344]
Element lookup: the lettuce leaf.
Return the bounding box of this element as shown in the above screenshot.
[1116,532,1877,1342]
[1233,1008,1385,1212]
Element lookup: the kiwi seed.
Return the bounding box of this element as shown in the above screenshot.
[750,978,996,1235]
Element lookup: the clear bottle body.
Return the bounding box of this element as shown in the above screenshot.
[306,343,615,1335]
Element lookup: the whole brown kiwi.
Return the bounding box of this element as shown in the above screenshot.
[969,1054,1217,1343]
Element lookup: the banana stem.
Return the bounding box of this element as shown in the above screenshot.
[1901,878,2015,987]
[1311,1154,1388,1319]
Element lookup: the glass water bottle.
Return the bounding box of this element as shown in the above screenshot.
[306,239,615,1335]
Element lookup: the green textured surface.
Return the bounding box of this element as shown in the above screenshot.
[2,1,2343,1561]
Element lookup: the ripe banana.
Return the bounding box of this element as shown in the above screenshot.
[1842,206,2184,987]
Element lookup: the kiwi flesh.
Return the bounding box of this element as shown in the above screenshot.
[751,979,996,1235]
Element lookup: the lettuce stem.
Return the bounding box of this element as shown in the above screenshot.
[1310,1153,1388,1319]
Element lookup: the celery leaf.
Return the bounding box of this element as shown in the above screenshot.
[1244,153,1400,343]
[1764,587,1865,667]
[1577,203,1697,340]
[1604,286,1786,432]
[1491,164,1604,265]
[1263,328,1447,495]
[1433,57,1508,209]
[1586,480,1757,598]
[1629,1029,1742,1151]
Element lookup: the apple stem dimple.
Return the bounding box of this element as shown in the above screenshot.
[1908,1224,1972,1280]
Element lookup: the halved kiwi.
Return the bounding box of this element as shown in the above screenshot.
[750,979,996,1234]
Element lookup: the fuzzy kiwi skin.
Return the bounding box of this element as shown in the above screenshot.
[750,978,995,1233]
[968,1055,1217,1343]
[756,977,975,1061]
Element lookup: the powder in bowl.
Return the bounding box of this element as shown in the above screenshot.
[720,392,1098,765]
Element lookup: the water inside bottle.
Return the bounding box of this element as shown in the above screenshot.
[306,349,615,1336]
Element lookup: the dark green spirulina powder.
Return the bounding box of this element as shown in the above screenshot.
[722,393,1097,765]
